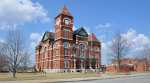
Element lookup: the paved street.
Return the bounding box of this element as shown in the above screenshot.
[0,73,150,83]
[65,75,150,83]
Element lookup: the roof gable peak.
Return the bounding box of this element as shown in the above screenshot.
[88,33,99,42]
[73,27,88,37]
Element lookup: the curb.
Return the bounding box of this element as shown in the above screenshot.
[45,73,150,83]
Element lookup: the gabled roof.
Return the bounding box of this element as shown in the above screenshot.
[41,32,55,42]
[73,27,88,37]
[88,33,99,42]
[59,5,72,16]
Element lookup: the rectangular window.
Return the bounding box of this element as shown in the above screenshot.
[64,49,68,56]
[63,29,70,39]
[64,59,68,69]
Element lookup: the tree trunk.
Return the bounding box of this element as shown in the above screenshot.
[13,72,16,78]
[12,69,16,78]
[118,60,121,72]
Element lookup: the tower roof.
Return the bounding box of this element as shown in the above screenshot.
[41,32,55,42]
[73,27,88,37]
[58,5,72,16]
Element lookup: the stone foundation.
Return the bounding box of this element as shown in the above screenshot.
[42,69,98,73]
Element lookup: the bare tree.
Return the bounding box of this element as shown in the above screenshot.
[19,52,31,72]
[0,48,8,72]
[110,33,130,72]
[1,30,28,78]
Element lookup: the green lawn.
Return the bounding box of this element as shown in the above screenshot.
[0,72,100,81]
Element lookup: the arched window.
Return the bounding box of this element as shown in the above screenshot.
[63,42,70,70]
[79,44,85,51]
[64,59,68,69]
[63,42,69,48]
[79,44,86,57]
[42,47,46,58]
[64,42,69,56]
[94,47,99,51]
[44,47,46,57]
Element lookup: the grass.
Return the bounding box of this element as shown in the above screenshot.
[1,72,149,81]
[0,72,100,81]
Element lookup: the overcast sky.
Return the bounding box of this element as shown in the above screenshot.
[0,0,150,65]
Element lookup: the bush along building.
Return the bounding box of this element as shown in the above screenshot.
[35,6,101,72]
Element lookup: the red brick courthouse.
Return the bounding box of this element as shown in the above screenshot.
[35,6,101,72]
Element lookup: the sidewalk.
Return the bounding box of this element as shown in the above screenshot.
[1,73,150,83]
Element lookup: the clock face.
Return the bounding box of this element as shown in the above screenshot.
[64,18,70,25]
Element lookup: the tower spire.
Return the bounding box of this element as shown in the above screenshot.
[59,5,72,16]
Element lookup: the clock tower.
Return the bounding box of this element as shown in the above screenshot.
[53,6,74,72]
[55,5,73,40]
